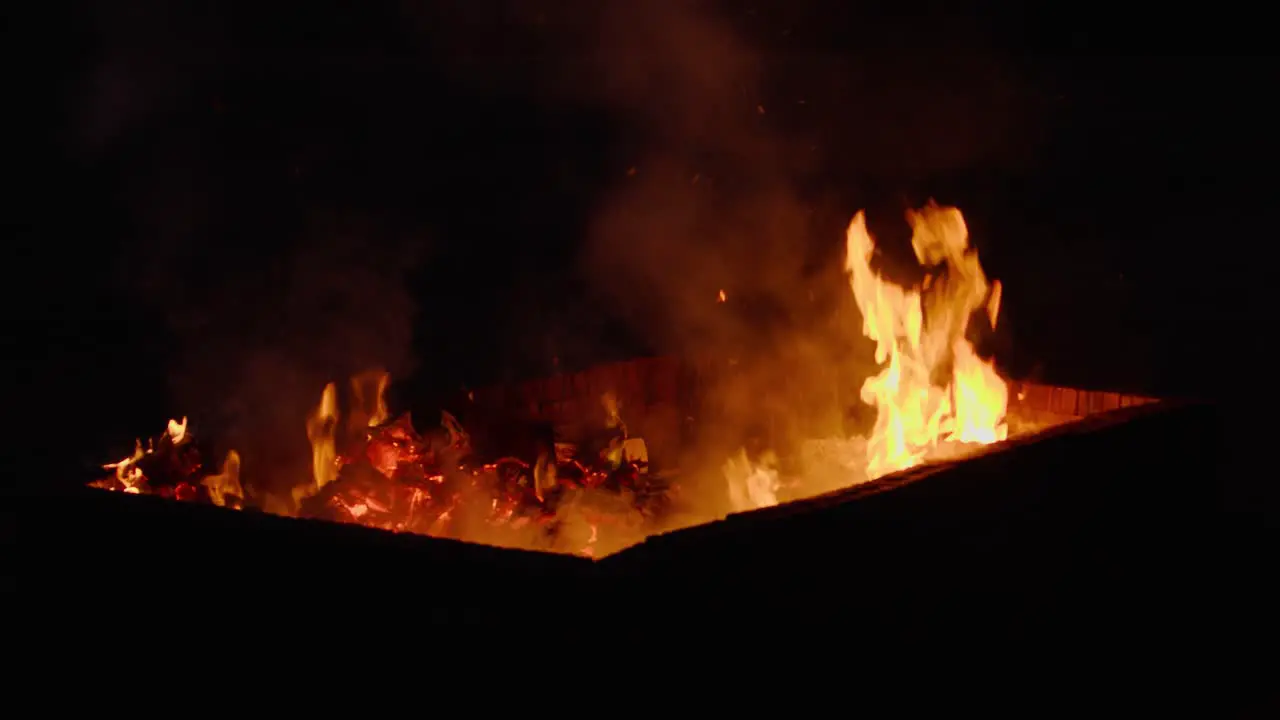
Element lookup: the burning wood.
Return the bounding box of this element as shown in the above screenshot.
[91,417,244,508]
[91,372,671,556]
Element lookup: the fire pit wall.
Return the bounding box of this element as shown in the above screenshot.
[1006,380,1158,433]
[472,357,685,467]
[472,356,1158,468]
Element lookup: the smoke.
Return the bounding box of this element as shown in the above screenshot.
[73,5,422,494]
[522,1,1040,511]
[563,2,855,511]
[392,0,1047,515]
[68,0,1045,508]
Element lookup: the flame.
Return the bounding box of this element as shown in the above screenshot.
[533,450,555,502]
[103,441,148,494]
[349,369,390,433]
[300,381,340,502]
[722,448,780,512]
[600,391,630,468]
[371,374,389,426]
[601,391,625,434]
[845,202,1007,479]
[718,203,1008,510]
[441,409,468,450]
[167,417,188,445]
[89,369,644,556]
[202,450,243,508]
[717,289,727,303]
[100,416,191,495]
[580,523,599,557]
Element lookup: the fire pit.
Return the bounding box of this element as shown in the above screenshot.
[75,203,1167,560]
[85,386,670,559]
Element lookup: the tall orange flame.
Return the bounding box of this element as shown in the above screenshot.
[301,381,340,501]
[845,202,1007,478]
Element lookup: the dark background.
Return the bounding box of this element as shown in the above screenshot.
[13,0,1276,483]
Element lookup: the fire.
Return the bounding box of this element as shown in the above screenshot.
[296,381,340,505]
[723,202,1009,510]
[167,417,188,445]
[202,450,243,508]
[91,364,670,556]
[349,369,391,432]
[846,202,1007,478]
[94,416,210,501]
[722,448,780,512]
[102,442,148,494]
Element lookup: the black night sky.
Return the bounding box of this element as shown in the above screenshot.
[16,1,1279,479]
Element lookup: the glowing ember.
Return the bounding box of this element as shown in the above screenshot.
[90,370,670,556]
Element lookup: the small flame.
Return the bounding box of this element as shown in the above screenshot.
[349,369,390,433]
[533,450,556,502]
[301,382,340,501]
[987,280,1003,328]
[717,289,727,303]
[203,450,243,508]
[103,440,148,493]
[441,410,468,450]
[601,391,622,429]
[578,523,600,557]
[722,448,780,512]
[369,372,389,427]
[167,417,188,445]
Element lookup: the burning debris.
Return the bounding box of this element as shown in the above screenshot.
[92,417,245,508]
[92,371,673,556]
